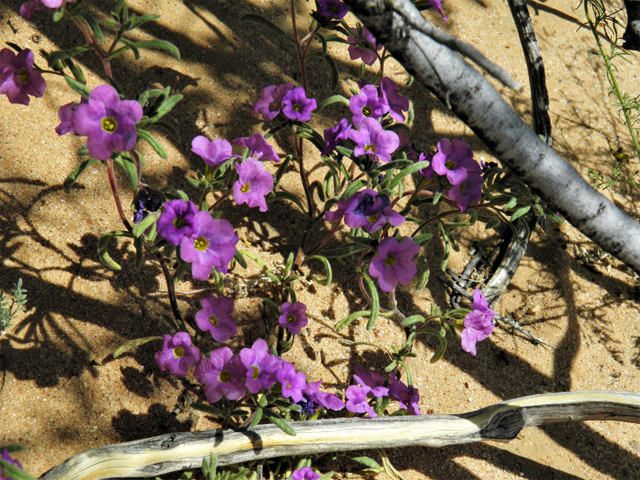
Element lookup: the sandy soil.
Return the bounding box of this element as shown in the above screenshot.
[1,0,640,479]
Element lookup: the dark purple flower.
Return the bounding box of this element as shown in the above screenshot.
[302,381,345,411]
[20,0,44,19]
[192,136,233,168]
[0,48,46,106]
[431,138,480,185]
[379,78,409,122]
[196,295,236,342]
[133,190,162,223]
[282,87,317,122]
[353,366,389,398]
[278,301,308,335]
[347,26,382,66]
[448,172,483,212]
[325,189,404,233]
[417,152,435,179]
[292,467,321,480]
[239,338,280,393]
[72,85,143,160]
[349,117,399,163]
[0,448,23,480]
[276,361,306,403]
[180,211,238,280]
[345,384,377,417]
[233,158,274,212]
[369,237,420,292]
[253,83,294,121]
[155,333,200,377]
[233,133,280,162]
[322,118,351,155]
[461,289,495,356]
[316,0,348,19]
[194,347,247,403]
[156,199,199,246]
[350,85,389,126]
[388,374,421,415]
[428,0,448,21]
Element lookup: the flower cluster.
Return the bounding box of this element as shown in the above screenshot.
[0,48,45,106]
[460,289,495,356]
[156,199,238,280]
[254,84,317,123]
[345,366,420,417]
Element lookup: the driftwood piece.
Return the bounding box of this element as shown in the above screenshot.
[40,391,640,480]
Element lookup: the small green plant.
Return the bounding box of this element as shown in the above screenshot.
[0,279,28,331]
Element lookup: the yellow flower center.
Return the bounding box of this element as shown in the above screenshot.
[365,144,376,153]
[173,347,185,358]
[252,366,260,380]
[209,314,218,326]
[218,370,231,383]
[367,214,379,224]
[285,380,292,389]
[286,314,296,324]
[383,253,397,267]
[293,103,302,112]
[241,182,251,194]
[173,217,185,228]
[17,68,29,84]
[101,116,118,133]
[362,106,372,117]
[445,160,456,170]
[194,236,209,252]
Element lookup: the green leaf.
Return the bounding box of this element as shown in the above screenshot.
[64,158,101,193]
[504,196,518,210]
[401,315,425,327]
[324,54,340,91]
[120,38,141,60]
[240,14,296,45]
[0,445,27,454]
[269,191,308,216]
[296,128,326,153]
[306,255,332,286]
[0,459,39,480]
[387,160,430,191]
[79,12,104,41]
[340,179,368,200]
[273,157,291,189]
[361,272,379,330]
[316,94,350,112]
[113,336,162,358]
[149,94,183,123]
[153,121,181,143]
[64,74,91,98]
[52,10,64,22]
[134,235,144,270]
[510,205,531,222]
[263,409,296,436]
[113,154,139,191]
[137,129,168,159]
[249,405,264,427]
[233,250,248,269]
[335,310,370,331]
[130,14,161,30]
[191,402,226,417]
[134,39,181,60]
[345,454,382,471]
[319,242,369,258]
[97,230,133,270]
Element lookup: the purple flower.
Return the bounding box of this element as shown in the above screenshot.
[192,136,233,168]
[253,83,294,121]
[428,0,448,21]
[233,159,274,212]
[388,374,421,415]
[278,301,308,335]
[379,78,409,122]
[350,85,389,126]
[316,0,348,19]
[369,237,420,292]
[239,339,280,393]
[155,333,200,377]
[301,381,345,411]
[353,366,389,398]
[322,118,351,155]
[156,199,199,246]
[448,172,483,212]
[276,361,307,403]
[0,48,46,106]
[345,384,377,417]
[194,347,247,403]
[180,211,238,280]
[55,98,88,135]
[196,295,236,342]
[349,117,399,163]
[292,467,321,480]
[20,0,43,19]
[461,289,495,356]
[325,189,404,234]
[233,133,280,162]
[72,85,143,160]
[431,138,480,185]
[417,152,435,179]
[282,87,317,122]
[347,26,383,66]
[1,448,23,480]
[133,190,162,223]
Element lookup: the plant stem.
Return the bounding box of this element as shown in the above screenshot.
[106,159,133,232]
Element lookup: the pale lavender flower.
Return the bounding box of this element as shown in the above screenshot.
[278,301,308,335]
[349,117,399,163]
[282,87,317,122]
[194,347,247,403]
[448,172,483,212]
[461,289,495,356]
[0,48,46,106]
[253,83,294,121]
[55,99,86,135]
[428,0,448,21]
[369,237,420,292]
[180,211,238,280]
[155,332,200,377]
[192,136,233,168]
[239,339,280,393]
[347,26,382,66]
[233,133,280,162]
[353,366,389,398]
[316,0,348,20]
[233,159,274,212]
[325,189,404,233]
[388,374,421,415]
[431,138,480,185]
[350,85,389,126]
[300,381,345,412]
[276,361,306,403]
[322,118,351,155]
[292,467,321,480]
[196,295,236,342]
[345,384,377,417]
[156,199,199,246]
[379,77,409,122]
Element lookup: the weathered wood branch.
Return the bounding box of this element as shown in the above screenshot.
[343,0,640,274]
[40,391,640,480]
